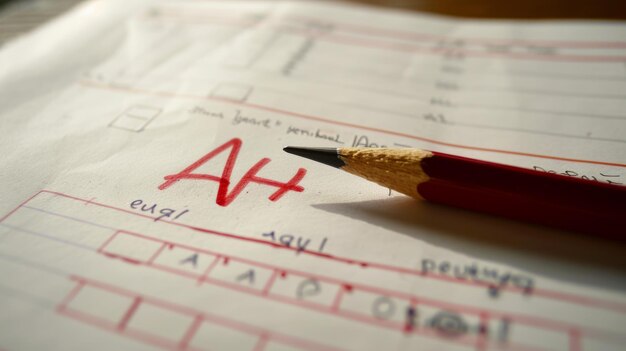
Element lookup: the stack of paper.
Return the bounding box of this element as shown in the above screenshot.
[1,1,625,350]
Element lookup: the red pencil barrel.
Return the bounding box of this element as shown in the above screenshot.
[418,152,626,240]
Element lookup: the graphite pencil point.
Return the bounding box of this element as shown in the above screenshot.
[283,146,345,168]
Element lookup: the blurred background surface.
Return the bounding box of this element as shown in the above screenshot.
[1,0,625,47]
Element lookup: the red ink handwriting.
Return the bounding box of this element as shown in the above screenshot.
[158,138,306,206]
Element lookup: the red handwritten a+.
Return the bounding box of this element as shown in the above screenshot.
[158,138,306,206]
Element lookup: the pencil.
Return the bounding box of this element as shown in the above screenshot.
[283,146,626,240]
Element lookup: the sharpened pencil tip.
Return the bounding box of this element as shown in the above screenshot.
[283,146,345,168]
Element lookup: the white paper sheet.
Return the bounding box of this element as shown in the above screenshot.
[1,1,625,350]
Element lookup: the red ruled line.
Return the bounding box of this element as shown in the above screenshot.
[4,190,626,316]
[330,289,344,312]
[570,329,582,351]
[178,315,203,351]
[78,79,626,168]
[97,230,119,254]
[118,296,142,331]
[147,243,168,264]
[56,280,85,313]
[262,270,279,296]
[197,255,221,285]
[252,334,269,351]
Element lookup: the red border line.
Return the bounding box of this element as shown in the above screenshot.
[262,270,279,296]
[79,80,626,168]
[252,334,269,351]
[97,230,119,253]
[197,255,221,285]
[56,279,85,313]
[178,315,203,350]
[147,243,168,264]
[117,297,142,331]
[569,329,582,351]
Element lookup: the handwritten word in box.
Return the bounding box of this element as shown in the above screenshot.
[99,232,163,264]
[210,83,252,102]
[126,303,194,342]
[152,245,217,277]
[65,285,135,325]
[208,259,274,292]
[271,273,339,307]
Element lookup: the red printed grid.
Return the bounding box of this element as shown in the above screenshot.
[2,189,625,351]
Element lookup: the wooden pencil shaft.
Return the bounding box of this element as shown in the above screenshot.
[419,179,625,240]
[421,152,626,213]
[419,154,626,239]
[337,148,626,239]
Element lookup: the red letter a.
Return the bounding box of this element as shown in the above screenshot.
[158,138,306,206]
